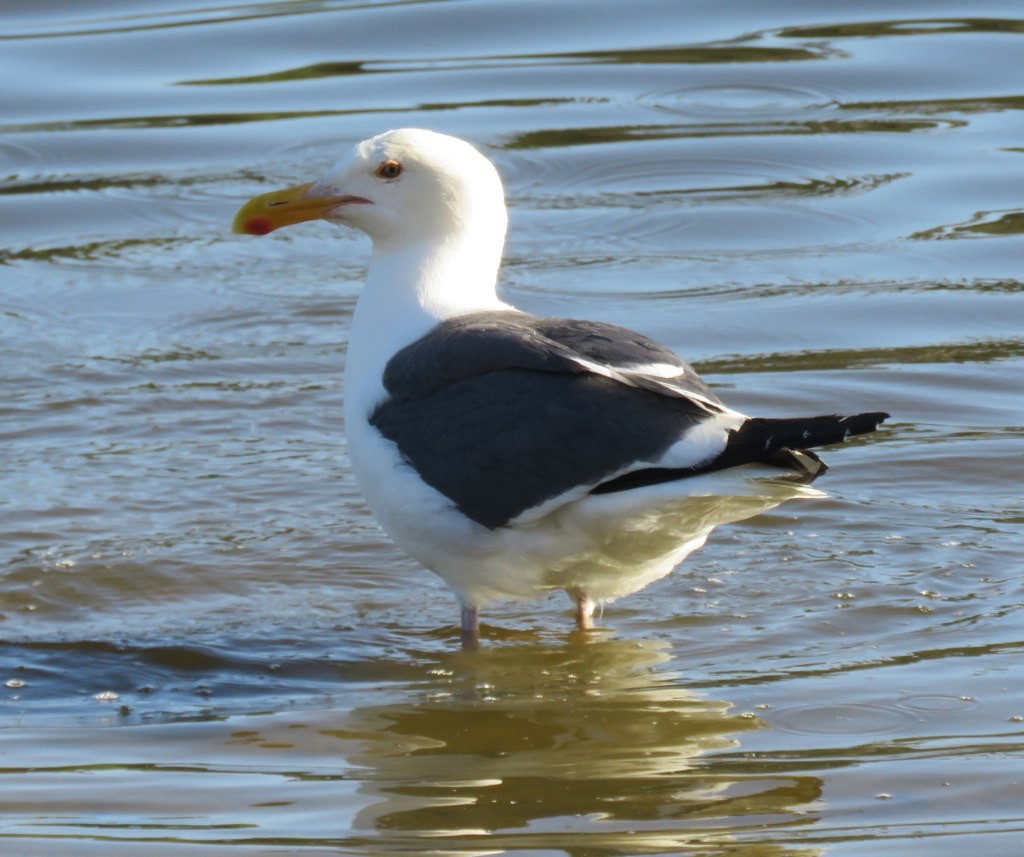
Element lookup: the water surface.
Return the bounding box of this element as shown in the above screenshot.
[3,1,1024,854]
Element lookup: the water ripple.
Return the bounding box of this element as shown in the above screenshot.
[638,83,843,120]
[771,702,919,735]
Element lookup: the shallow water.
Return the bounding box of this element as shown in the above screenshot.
[2,0,1023,854]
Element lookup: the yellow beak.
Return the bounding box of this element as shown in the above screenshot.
[232,182,371,235]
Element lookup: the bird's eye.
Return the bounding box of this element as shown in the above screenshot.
[375,160,403,179]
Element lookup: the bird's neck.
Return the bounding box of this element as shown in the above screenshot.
[372,227,506,317]
[344,231,512,416]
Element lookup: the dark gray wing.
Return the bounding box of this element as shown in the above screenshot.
[371,311,727,529]
[531,316,725,409]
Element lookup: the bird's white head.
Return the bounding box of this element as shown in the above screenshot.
[233,128,507,253]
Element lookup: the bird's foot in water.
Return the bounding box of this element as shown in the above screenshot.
[573,591,596,631]
[460,603,480,651]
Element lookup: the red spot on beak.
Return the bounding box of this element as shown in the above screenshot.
[245,217,274,235]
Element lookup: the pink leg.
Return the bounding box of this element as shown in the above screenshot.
[460,604,480,650]
[574,593,596,631]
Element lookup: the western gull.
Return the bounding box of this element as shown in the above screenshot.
[233,128,888,648]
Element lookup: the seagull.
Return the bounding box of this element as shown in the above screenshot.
[233,128,888,648]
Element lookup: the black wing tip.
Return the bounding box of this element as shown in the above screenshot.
[840,411,890,436]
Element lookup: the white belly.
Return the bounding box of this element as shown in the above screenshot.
[345,411,821,607]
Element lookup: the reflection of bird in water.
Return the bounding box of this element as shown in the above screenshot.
[234,128,888,647]
[317,638,825,854]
